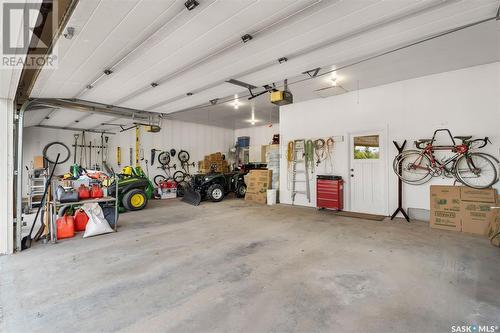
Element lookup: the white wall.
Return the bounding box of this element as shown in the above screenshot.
[280,62,500,214]
[22,118,234,196]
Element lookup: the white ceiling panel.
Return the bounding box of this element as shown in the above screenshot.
[29,0,499,129]
[237,1,499,87]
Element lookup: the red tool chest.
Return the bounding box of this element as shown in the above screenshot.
[316,175,343,211]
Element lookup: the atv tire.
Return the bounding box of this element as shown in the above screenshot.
[123,188,148,211]
[235,184,247,198]
[207,184,225,202]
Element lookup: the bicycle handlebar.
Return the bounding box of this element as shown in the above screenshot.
[470,137,490,149]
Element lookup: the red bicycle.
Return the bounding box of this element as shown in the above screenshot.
[394,129,498,189]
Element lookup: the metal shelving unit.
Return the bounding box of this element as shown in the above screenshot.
[48,178,119,243]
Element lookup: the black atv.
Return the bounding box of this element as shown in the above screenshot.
[182,172,247,205]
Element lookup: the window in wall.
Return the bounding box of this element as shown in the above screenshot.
[353,135,380,159]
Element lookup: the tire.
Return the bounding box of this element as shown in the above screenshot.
[43,142,71,164]
[454,153,498,189]
[235,183,247,198]
[394,151,432,184]
[178,150,190,163]
[154,174,167,186]
[158,152,170,166]
[122,189,148,211]
[207,184,225,202]
[173,171,185,182]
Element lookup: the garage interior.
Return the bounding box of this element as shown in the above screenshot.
[1,1,500,332]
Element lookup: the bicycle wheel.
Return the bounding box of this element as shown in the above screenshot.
[395,151,432,184]
[454,153,498,189]
[154,174,167,186]
[173,171,185,182]
[178,150,190,163]
[158,152,170,166]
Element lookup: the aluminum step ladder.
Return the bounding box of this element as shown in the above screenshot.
[27,169,47,213]
[291,139,310,204]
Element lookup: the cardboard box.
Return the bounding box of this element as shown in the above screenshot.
[245,191,267,204]
[487,208,500,247]
[429,185,461,232]
[460,187,497,203]
[33,155,45,169]
[461,201,493,235]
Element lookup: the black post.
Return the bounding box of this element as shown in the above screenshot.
[391,140,410,222]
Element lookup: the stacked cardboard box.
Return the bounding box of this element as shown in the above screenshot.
[430,185,498,235]
[429,186,461,232]
[460,187,497,235]
[245,169,272,204]
[198,152,229,173]
[487,207,500,247]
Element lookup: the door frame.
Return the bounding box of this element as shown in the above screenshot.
[347,127,390,216]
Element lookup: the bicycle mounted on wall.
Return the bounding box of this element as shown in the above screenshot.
[393,129,499,189]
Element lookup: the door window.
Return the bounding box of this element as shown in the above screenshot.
[353,135,380,159]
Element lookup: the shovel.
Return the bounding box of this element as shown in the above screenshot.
[21,153,60,250]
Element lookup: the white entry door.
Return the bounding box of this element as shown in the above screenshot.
[349,131,387,215]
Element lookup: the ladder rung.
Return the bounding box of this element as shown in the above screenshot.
[293,191,308,194]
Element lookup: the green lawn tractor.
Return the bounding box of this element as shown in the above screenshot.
[107,166,154,212]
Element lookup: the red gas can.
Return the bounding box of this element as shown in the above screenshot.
[90,184,104,198]
[57,215,75,239]
[74,209,89,232]
[78,184,90,200]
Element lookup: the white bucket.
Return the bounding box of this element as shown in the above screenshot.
[267,189,277,205]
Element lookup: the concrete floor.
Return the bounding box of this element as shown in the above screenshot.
[1,198,499,333]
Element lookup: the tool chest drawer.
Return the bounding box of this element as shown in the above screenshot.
[316,175,343,210]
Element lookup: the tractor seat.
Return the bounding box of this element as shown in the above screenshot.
[454,136,472,141]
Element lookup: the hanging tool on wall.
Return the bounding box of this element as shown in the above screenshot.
[72,134,79,164]
[150,149,161,166]
[117,146,122,166]
[326,137,335,173]
[314,139,326,166]
[129,147,133,166]
[86,141,92,169]
[305,139,315,173]
[80,131,87,167]
[135,126,140,166]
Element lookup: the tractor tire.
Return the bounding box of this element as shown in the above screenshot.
[235,184,247,198]
[207,184,225,202]
[122,189,148,211]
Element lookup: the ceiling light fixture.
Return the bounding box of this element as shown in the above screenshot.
[184,0,199,11]
[233,100,240,110]
[241,34,253,43]
[278,57,288,64]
